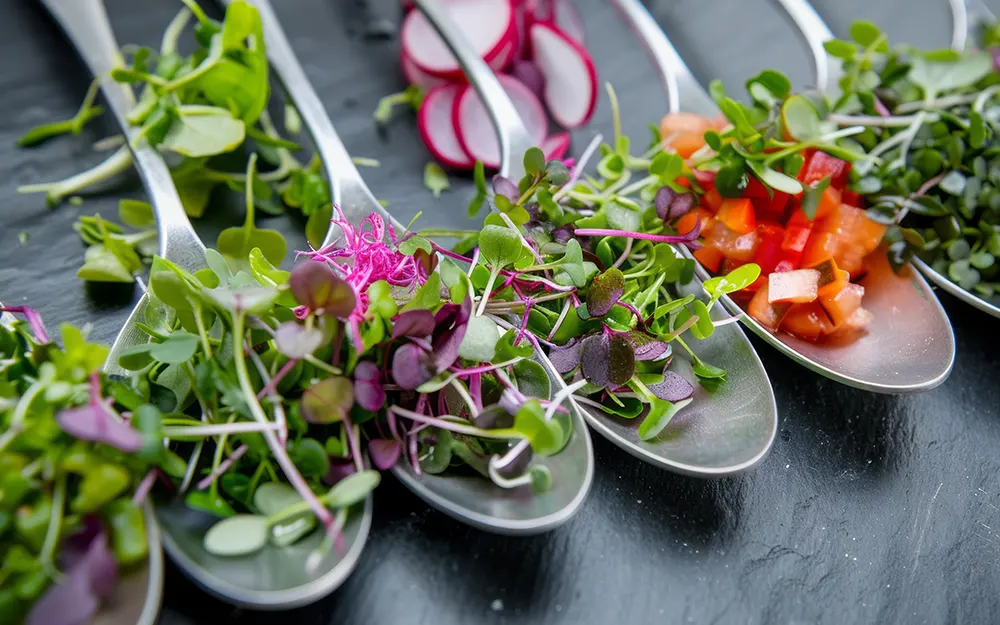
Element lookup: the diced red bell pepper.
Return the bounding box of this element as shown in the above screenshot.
[747,283,790,330]
[782,224,812,254]
[841,190,862,208]
[716,198,757,234]
[799,151,852,188]
[744,176,770,199]
[753,191,791,223]
[753,222,785,275]
[768,269,821,304]
[702,187,724,212]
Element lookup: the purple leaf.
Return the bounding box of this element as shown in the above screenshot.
[57,403,143,453]
[510,60,546,99]
[551,225,575,244]
[323,461,356,486]
[647,372,695,402]
[430,297,472,371]
[289,261,357,318]
[274,322,325,359]
[391,343,436,390]
[353,361,386,411]
[472,404,514,430]
[27,529,117,625]
[586,268,625,317]
[548,340,582,374]
[655,187,696,222]
[580,333,635,388]
[301,377,355,424]
[391,309,436,339]
[492,175,520,204]
[368,438,402,470]
[628,332,671,362]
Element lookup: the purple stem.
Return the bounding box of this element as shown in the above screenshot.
[196,444,249,491]
[516,300,534,344]
[341,408,364,474]
[409,429,421,476]
[615,301,646,330]
[873,95,891,117]
[0,306,51,344]
[469,372,483,412]
[432,244,475,264]
[256,359,297,400]
[132,469,157,506]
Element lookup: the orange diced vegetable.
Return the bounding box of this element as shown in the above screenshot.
[676,208,711,236]
[694,246,724,272]
[780,302,833,341]
[660,112,715,158]
[825,306,874,340]
[814,187,842,221]
[710,228,760,262]
[747,283,790,330]
[768,269,820,304]
[811,258,851,298]
[800,231,840,268]
[702,187,724,212]
[716,198,757,234]
[820,282,865,328]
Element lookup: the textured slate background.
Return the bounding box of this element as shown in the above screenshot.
[2,0,1000,623]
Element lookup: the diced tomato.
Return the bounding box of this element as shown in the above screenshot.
[693,246,724,272]
[781,302,834,341]
[716,198,756,234]
[753,222,786,275]
[676,176,692,189]
[747,283,790,330]
[782,224,812,254]
[676,207,711,236]
[799,151,852,188]
[819,282,865,328]
[702,187,724,212]
[768,269,820,304]
[660,112,715,158]
[707,225,760,262]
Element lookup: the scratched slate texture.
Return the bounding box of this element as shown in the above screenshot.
[2,0,1000,623]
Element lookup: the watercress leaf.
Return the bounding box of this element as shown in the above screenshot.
[423,161,450,198]
[513,359,550,399]
[824,39,858,59]
[849,20,883,47]
[715,162,750,198]
[398,235,433,256]
[780,95,821,141]
[692,359,728,392]
[523,146,546,176]
[301,377,354,424]
[494,329,534,362]
[185,490,236,518]
[203,515,268,556]
[274,322,324,359]
[117,344,154,371]
[512,400,564,456]
[468,161,488,217]
[401,272,441,312]
[327,470,381,508]
[909,54,992,97]
[746,160,803,195]
[638,398,693,441]
[149,331,199,364]
[458,314,499,362]
[77,245,134,283]
[605,200,642,232]
[118,199,155,228]
[479,225,524,269]
[545,159,570,185]
[688,300,715,339]
[800,177,833,220]
[161,106,246,157]
[289,438,329,478]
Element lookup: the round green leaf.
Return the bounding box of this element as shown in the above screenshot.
[203,514,268,557]
[327,470,380,508]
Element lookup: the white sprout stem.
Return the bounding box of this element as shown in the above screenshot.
[487,455,534,489]
[248,348,288,445]
[827,113,928,127]
[448,379,480,419]
[896,91,979,114]
[547,298,572,342]
[391,407,518,440]
[178,441,203,494]
[163,422,284,438]
[492,438,530,471]
[543,379,589,422]
[196,444,249,491]
[973,85,1000,114]
[553,133,603,202]
[498,212,542,264]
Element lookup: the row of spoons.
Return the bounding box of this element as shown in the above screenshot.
[26,0,985,620]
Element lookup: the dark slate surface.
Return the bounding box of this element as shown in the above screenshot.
[2,0,1000,623]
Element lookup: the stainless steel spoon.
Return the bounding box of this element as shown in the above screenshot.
[613,0,956,393]
[240,0,592,534]
[39,0,370,610]
[413,0,777,477]
[781,0,1000,320]
[0,302,164,625]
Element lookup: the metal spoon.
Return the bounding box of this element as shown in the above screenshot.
[779,0,1000,321]
[39,0,370,609]
[239,0,592,534]
[0,302,164,625]
[613,0,956,393]
[412,0,777,477]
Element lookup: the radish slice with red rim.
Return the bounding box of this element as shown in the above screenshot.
[401,49,446,91]
[553,0,585,43]
[541,132,571,161]
[453,74,548,169]
[401,0,515,81]
[529,21,597,129]
[488,37,517,74]
[418,84,475,170]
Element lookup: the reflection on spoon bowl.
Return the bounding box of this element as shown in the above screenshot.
[92,503,164,625]
[154,496,371,609]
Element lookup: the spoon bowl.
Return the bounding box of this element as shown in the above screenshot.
[613,0,956,393]
[778,0,1000,321]
[247,0,593,533]
[414,0,777,477]
[41,0,371,609]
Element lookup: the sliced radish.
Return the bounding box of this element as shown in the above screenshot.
[418,84,475,170]
[509,59,545,100]
[487,38,517,74]
[541,132,571,161]
[453,75,548,169]
[529,22,597,129]
[401,0,516,81]
[553,0,585,43]
[401,49,447,92]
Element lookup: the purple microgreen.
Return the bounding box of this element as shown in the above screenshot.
[391,343,436,390]
[647,372,695,402]
[300,377,355,424]
[472,404,515,430]
[430,297,472,371]
[492,174,521,204]
[0,305,51,343]
[548,339,582,374]
[391,309,436,338]
[628,332,672,362]
[289,261,357,318]
[586,267,625,317]
[654,186,696,222]
[323,461,357,486]
[26,526,116,625]
[274,321,324,359]
[57,374,143,452]
[580,332,635,388]
[353,361,386,411]
[368,438,402,470]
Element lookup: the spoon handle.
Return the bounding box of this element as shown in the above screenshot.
[771,0,838,91]
[951,0,997,51]
[609,0,716,117]
[410,0,536,180]
[230,0,396,244]
[38,0,205,272]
